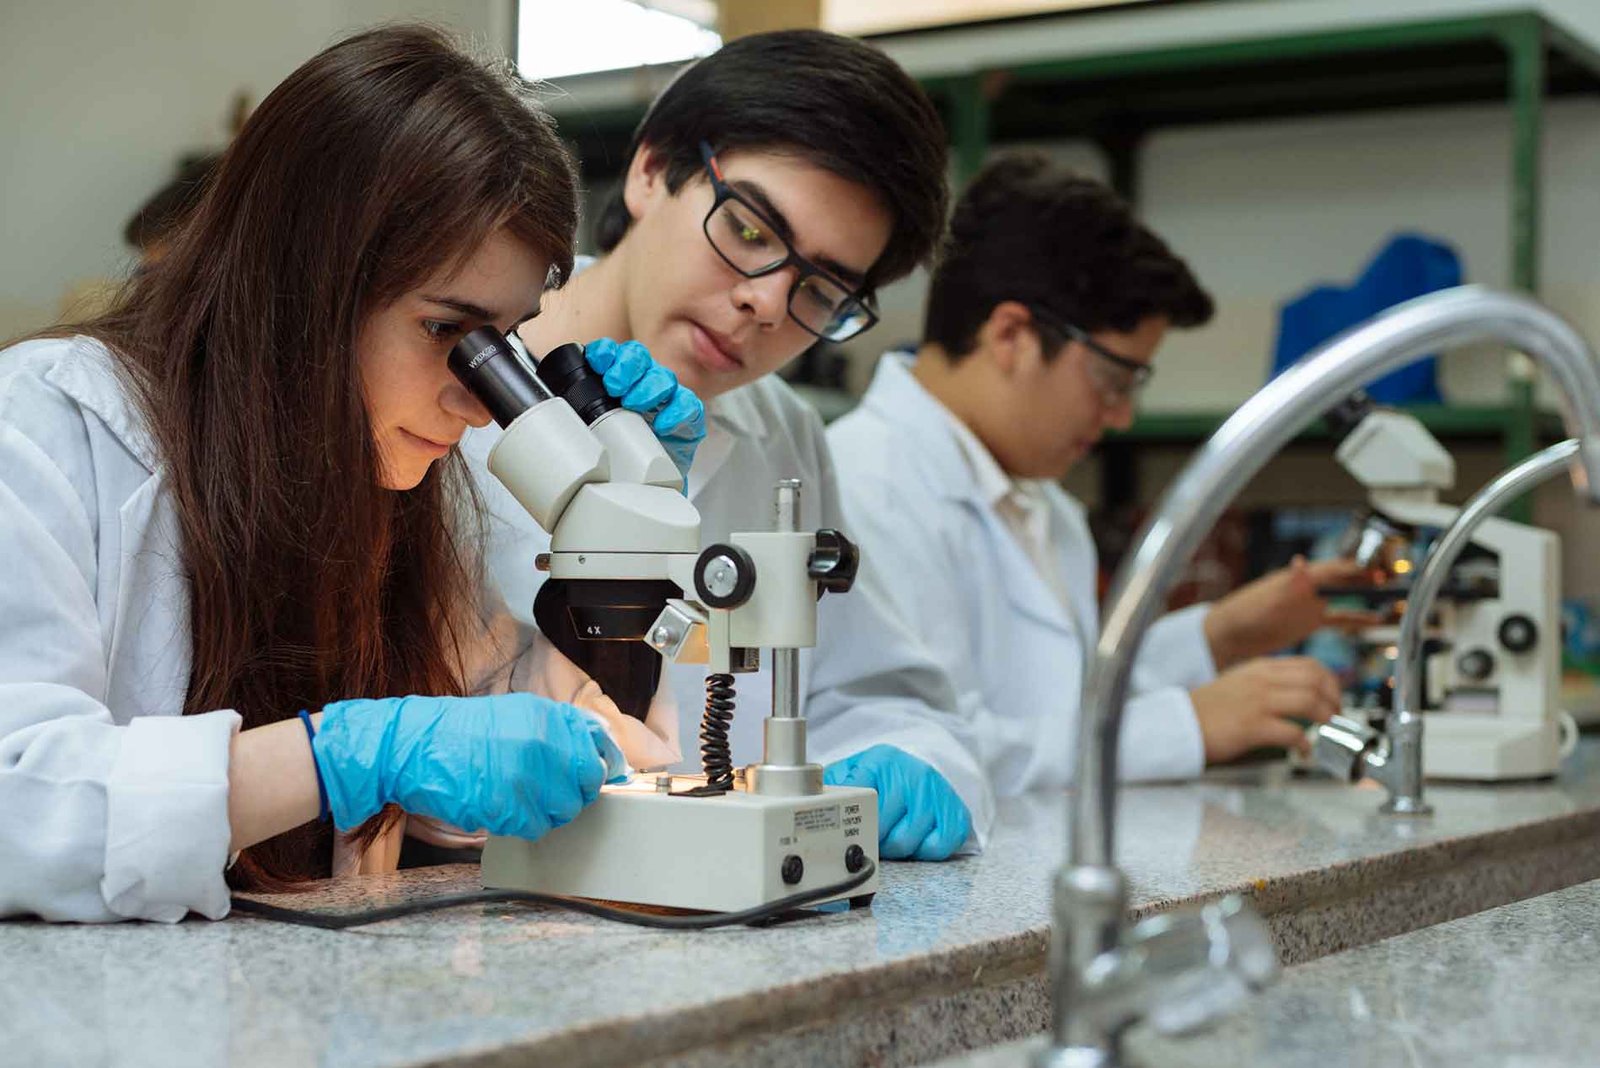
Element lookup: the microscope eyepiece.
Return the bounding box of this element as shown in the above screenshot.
[1324,389,1377,441]
[448,330,623,430]
[537,342,621,426]
[447,326,553,429]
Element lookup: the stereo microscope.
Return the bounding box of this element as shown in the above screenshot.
[448,328,879,913]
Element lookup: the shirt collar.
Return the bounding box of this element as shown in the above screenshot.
[862,351,1060,512]
[44,336,161,471]
[935,391,1014,511]
[706,381,770,440]
[918,361,1054,514]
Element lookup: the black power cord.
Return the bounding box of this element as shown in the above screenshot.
[229,859,875,931]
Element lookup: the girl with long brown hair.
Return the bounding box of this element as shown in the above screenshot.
[0,25,703,921]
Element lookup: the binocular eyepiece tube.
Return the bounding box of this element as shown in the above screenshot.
[447,327,620,429]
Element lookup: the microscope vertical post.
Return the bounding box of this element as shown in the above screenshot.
[747,478,826,797]
[771,479,803,726]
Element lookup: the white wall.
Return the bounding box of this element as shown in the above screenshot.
[0,0,512,340]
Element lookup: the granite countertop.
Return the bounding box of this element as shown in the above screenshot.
[9,743,1600,1068]
[938,876,1600,1068]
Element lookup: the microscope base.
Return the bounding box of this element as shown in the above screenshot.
[481,777,880,913]
[1423,713,1563,780]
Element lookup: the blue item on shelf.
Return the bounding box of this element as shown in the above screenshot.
[1271,233,1462,404]
[1562,598,1600,660]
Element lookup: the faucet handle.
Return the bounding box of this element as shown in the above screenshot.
[1124,896,1279,1037]
[1312,714,1382,783]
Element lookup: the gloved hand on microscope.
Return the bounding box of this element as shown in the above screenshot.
[584,337,706,482]
[312,694,628,841]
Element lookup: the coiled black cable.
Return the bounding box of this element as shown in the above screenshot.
[700,673,736,792]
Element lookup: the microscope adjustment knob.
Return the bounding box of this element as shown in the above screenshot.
[1498,613,1539,654]
[694,544,757,609]
[1456,648,1494,682]
[807,529,859,597]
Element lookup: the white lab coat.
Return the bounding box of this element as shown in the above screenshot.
[462,372,997,848]
[0,336,644,923]
[826,354,1213,795]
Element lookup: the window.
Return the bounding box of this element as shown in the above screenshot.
[517,0,721,80]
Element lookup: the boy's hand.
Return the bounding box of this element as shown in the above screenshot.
[1204,556,1383,668]
[1190,656,1342,763]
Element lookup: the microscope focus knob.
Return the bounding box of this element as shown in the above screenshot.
[1498,613,1539,654]
[694,544,756,609]
[807,529,859,597]
[1456,648,1494,682]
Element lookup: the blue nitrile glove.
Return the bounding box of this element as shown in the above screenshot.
[823,744,972,861]
[585,337,706,481]
[311,694,626,841]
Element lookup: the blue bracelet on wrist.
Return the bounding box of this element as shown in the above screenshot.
[298,709,331,823]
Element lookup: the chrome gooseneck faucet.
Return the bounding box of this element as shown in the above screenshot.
[1037,287,1600,1068]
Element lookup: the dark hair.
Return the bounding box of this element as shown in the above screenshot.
[49,25,577,888]
[925,151,1213,361]
[124,155,220,251]
[593,29,947,292]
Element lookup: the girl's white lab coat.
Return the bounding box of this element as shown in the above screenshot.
[463,372,997,849]
[0,336,653,923]
[826,354,1215,795]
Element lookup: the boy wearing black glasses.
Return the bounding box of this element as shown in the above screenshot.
[830,152,1371,795]
[475,30,985,860]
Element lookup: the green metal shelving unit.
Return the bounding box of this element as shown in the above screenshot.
[1107,404,1567,444]
[921,10,1600,517]
[919,12,1600,468]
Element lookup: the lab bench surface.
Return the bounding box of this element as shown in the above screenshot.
[11,743,1600,1068]
[933,874,1600,1068]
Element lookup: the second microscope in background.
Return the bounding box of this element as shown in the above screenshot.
[1324,393,1568,780]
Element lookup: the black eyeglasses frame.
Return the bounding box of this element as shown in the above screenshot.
[698,141,879,344]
